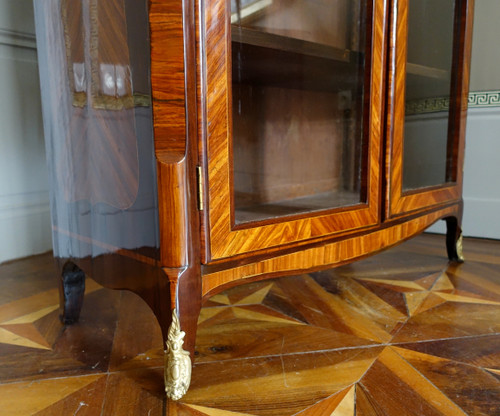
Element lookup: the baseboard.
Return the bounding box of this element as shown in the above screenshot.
[425,197,500,240]
[0,28,36,49]
[462,197,500,239]
[0,192,52,263]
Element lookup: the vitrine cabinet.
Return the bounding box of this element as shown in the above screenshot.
[34,0,474,400]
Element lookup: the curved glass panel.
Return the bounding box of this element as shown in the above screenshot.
[34,0,159,262]
[231,0,370,224]
[402,0,458,191]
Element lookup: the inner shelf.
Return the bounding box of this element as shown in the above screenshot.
[234,190,363,224]
[232,27,363,92]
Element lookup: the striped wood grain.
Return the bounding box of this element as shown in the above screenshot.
[1,235,499,414]
[202,0,388,261]
[385,0,475,218]
[202,204,458,297]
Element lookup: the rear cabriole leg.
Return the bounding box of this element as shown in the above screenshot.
[446,216,465,263]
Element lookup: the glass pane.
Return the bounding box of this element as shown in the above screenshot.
[231,0,369,224]
[34,0,159,260]
[403,0,457,191]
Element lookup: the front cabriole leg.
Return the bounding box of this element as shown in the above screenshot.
[155,154,202,401]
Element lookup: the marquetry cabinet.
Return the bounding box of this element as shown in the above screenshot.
[34,0,474,400]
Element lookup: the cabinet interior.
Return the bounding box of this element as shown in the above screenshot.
[230,0,369,224]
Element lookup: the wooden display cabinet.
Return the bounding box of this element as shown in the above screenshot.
[34,0,474,400]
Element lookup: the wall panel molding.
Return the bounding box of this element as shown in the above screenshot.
[468,90,500,108]
[406,90,500,116]
[0,28,36,49]
[0,1,51,263]
[0,192,50,221]
[0,191,52,264]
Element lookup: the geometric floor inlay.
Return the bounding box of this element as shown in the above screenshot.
[0,234,499,415]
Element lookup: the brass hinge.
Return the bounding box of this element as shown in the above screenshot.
[196,165,204,211]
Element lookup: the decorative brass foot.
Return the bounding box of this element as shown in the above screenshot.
[455,233,465,262]
[445,217,465,263]
[164,309,192,401]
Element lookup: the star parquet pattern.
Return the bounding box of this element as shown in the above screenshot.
[0,234,499,415]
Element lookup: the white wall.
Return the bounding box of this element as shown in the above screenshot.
[458,1,500,239]
[0,0,52,263]
[428,101,500,239]
[468,0,500,92]
[0,0,497,264]
[461,105,500,239]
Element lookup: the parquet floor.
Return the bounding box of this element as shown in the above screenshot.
[0,234,499,415]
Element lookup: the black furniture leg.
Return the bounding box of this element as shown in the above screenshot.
[59,262,86,324]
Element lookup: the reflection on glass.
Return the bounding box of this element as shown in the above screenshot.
[402,0,457,191]
[231,0,369,224]
[34,0,159,260]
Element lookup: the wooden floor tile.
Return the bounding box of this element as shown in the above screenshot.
[360,349,467,416]
[185,347,383,416]
[396,335,500,368]
[391,302,500,342]
[0,234,499,415]
[296,385,355,416]
[355,385,386,416]
[100,368,165,415]
[0,374,105,415]
[108,291,163,372]
[34,376,108,416]
[0,286,120,383]
[394,346,500,416]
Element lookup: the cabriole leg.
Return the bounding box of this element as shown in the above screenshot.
[59,262,86,324]
[162,266,201,401]
[445,217,465,263]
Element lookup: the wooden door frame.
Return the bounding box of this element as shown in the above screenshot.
[200,0,389,262]
[385,0,475,218]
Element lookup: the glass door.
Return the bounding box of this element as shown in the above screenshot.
[231,0,368,224]
[203,0,387,261]
[386,0,474,217]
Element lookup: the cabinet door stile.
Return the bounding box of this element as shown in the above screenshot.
[386,0,475,218]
